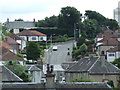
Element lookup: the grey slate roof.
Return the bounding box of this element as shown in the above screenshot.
[2,82,44,89]
[66,56,120,74]
[1,82,112,89]
[55,82,112,89]
[26,65,41,71]
[4,21,35,29]
[61,62,78,70]
[90,60,120,74]
[1,65,23,82]
[67,57,99,72]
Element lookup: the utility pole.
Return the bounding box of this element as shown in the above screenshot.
[74,23,76,40]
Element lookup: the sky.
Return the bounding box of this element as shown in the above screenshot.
[0,0,120,23]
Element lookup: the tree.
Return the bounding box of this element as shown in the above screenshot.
[111,57,120,69]
[15,18,24,21]
[35,15,58,27]
[26,42,41,60]
[79,43,88,52]
[77,36,85,46]
[85,10,106,26]
[5,60,32,82]
[58,6,82,36]
[85,10,119,30]
[105,18,119,30]
[83,19,99,39]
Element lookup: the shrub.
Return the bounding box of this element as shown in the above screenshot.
[68,78,93,82]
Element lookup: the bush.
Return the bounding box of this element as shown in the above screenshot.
[85,52,89,56]
[107,80,114,88]
[17,53,24,59]
[5,60,32,82]
[68,78,93,82]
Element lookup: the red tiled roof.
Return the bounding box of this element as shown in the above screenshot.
[17,30,46,36]
[100,38,120,46]
[1,41,14,50]
[8,33,22,40]
[107,46,120,52]
[5,36,20,44]
[0,46,23,61]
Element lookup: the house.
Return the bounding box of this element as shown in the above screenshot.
[0,46,24,65]
[1,64,112,90]
[1,41,15,53]
[1,82,112,90]
[8,33,26,50]
[5,36,20,54]
[65,56,120,87]
[97,38,120,56]
[106,46,120,62]
[0,65,23,82]
[4,18,36,30]
[17,30,47,42]
[25,65,43,83]
[95,29,120,47]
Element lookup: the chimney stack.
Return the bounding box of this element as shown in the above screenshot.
[7,18,9,23]
[33,18,35,23]
[45,64,55,88]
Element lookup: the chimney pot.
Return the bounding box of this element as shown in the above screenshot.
[7,18,9,23]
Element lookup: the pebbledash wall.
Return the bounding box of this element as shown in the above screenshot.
[89,74,119,87]
[65,72,119,87]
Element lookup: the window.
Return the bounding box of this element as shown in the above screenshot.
[101,51,104,55]
[40,37,43,40]
[32,36,36,40]
[109,54,114,56]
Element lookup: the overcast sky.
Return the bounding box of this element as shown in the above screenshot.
[0,0,120,23]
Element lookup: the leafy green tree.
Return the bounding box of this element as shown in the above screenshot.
[105,18,119,30]
[5,60,32,82]
[17,53,24,59]
[15,18,24,21]
[83,19,99,39]
[85,10,106,26]
[85,10,119,30]
[58,6,82,36]
[79,43,88,52]
[36,15,58,27]
[26,42,41,60]
[77,36,85,46]
[111,57,120,69]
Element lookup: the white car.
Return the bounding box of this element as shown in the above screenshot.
[53,46,58,51]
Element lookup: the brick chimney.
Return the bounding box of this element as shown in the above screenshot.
[45,64,55,88]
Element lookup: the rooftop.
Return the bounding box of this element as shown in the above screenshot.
[17,30,46,36]
[0,65,23,82]
[0,46,23,61]
[66,56,120,74]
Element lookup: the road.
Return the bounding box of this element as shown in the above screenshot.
[42,40,76,65]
